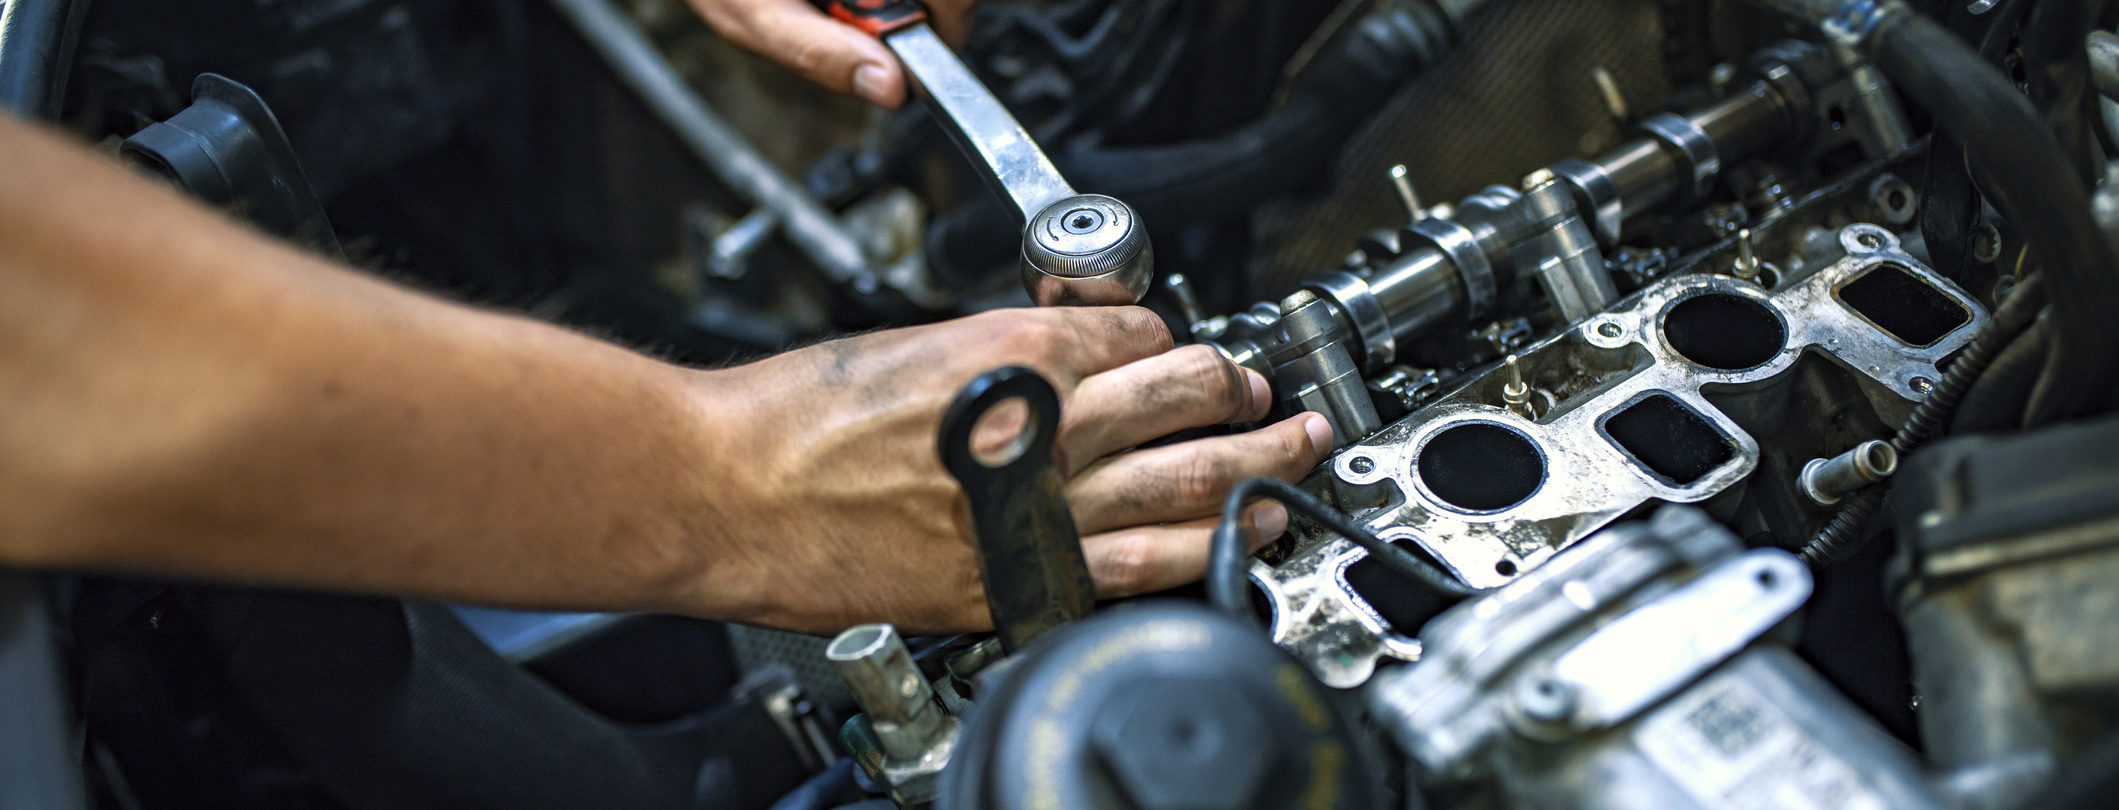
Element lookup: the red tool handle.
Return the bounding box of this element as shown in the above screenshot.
[827,0,928,37]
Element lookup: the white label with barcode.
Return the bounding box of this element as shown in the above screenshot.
[1635,673,1887,810]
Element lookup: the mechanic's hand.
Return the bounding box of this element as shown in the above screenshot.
[698,307,1331,634]
[684,0,974,108]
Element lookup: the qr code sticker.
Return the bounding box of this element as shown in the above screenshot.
[1685,691,1767,759]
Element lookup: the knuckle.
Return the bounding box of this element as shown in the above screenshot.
[785,37,836,76]
[1173,345,1242,414]
[1096,532,1156,595]
[987,312,1058,360]
[1173,451,1232,507]
[1274,423,1313,464]
[1122,307,1176,353]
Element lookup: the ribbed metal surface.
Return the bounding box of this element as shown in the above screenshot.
[1252,0,1671,291]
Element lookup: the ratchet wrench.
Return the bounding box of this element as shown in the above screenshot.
[829,0,1153,306]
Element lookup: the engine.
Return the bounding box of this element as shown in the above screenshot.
[8,0,2119,808]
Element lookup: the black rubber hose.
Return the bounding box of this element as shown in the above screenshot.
[1868,11,2119,425]
[0,0,90,119]
[2022,0,2112,183]
[1209,478,1476,624]
[1950,316,2049,434]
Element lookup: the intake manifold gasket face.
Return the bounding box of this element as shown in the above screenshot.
[1257,225,1986,689]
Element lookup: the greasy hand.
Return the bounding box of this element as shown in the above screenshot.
[684,0,975,108]
[696,307,1331,634]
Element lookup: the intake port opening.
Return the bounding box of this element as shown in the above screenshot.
[1599,393,1738,487]
[1662,293,1786,371]
[1344,539,1460,636]
[1416,422,1545,513]
[1835,263,1972,347]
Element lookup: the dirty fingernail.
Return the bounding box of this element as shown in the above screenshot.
[852,63,892,106]
[1252,502,1290,545]
[1303,413,1334,457]
[1245,370,1272,421]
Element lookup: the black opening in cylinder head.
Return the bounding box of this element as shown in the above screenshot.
[1835,263,1971,347]
[1599,393,1738,487]
[1661,292,1786,371]
[1416,422,1545,513]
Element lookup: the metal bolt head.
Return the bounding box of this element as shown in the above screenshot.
[1022,194,1153,306]
[1511,676,1578,730]
[1597,322,1623,338]
[1350,456,1375,475]
[1091,679,1272,810]
[1910,376,1934,394]
[1971,224,2003,264]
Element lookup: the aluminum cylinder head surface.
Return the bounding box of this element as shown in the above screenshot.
[1253,224,1985,688]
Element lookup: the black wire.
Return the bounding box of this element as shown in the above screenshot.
[1209,478,1477,624]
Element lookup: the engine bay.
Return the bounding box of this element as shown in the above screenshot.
[8,0,2119,807]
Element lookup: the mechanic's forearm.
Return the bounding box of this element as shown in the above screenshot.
[0,115,747,617]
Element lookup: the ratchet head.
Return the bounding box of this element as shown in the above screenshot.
[1020,194,1154,307]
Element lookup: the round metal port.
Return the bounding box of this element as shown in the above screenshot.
[1662,293,1786,371]
[1416,422,1545,513]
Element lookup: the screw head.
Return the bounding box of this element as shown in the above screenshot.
[1060,207,1106,235]
[1512,676,1577,727]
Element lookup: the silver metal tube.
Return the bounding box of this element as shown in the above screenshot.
[1597,138,1679,220]
[826,623,949,761]
[1800,440,1898,506]
[548,0,870,285]
[1366,248,1463,340]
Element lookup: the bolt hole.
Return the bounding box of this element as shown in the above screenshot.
[1756,569,1778,589]
[1349,456,1375,475]
[1495,559,1519,577]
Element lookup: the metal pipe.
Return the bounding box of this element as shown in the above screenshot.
[1800,440,1898,506]
[548,0,871,286]
[825,623,949,761]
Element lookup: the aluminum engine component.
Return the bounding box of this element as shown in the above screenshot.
[1890,417,2119,809]
[1256,224,1985,687]
[1371,508,1941,809]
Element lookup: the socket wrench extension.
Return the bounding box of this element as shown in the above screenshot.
[831,0,1152,306]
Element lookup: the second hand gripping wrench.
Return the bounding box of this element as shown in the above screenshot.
[830,0,1153,307]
